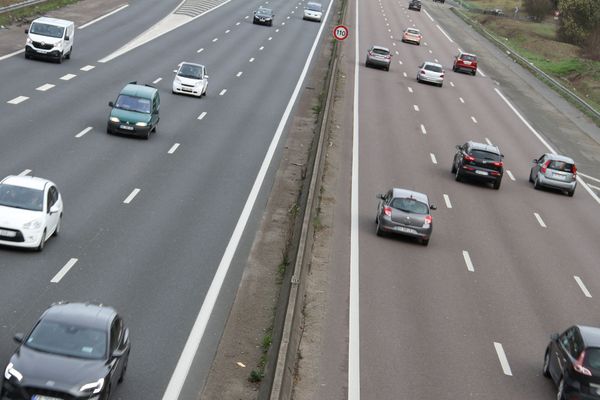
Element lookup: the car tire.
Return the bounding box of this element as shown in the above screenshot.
[365,59,370,68]
[557,378,566,400]
[421,238,429,246]
[144,130,150,140]
[534,176,542,190]
[385,66,390,71]
[472,70,477,76]
[455,168,463,182]
[53,214,62,237]
[376,220,384,237]
[118,353,129,383]
[529,169,534,182]
[36,229,46,252]
[106,125,112,134]
[451,161,457,173]
[56,54,62,64]
[438,82,443,87]
[493,178,501,190]
[543,350,551,378]
[568,189,575,197]
[452,66,457,72]
[65,48,71,60]
[25,52,30,59]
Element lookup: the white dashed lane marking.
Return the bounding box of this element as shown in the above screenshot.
[430,153,437,164]
[80,65,95,71]
[219,89,227,96]
[459,97,464,103]
[51,258,78,283]
[153,77,162,84]
[507,170,515,181]
[471,116,478,124]
[198,112,207,120]
[212,37,218,42]
[168,143,180,154]
[413,105,419,111]
[443,194,452,208]
[268,36,273,41]
[403,72,407,77]
[574,276,592,298]
[19,169,31,176]
[462,250,475,272]
[450,82,455,87]
[225,29,230,33]
[485,138,493,145]
[534,212,547,228]
[75,127,92,138]
[408,87,413,93]
[36,84,55,92]
[123,188,141,204]
[259,46,264,50]
[420,124,426,134]
[249,57,255,62]
[197,48,204,53]
[494,342,513,376]
[398,60,403,65]
[236,71,243,77]
[7,96,28,104]
[60,74,76,81]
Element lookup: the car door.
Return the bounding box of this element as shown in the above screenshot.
[531,154,545,179]
[108,317,124,387]
[45,186,60,234]
[552,327,575,382]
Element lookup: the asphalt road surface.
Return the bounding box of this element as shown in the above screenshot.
[294,0,600,399]
[0,0,331,398]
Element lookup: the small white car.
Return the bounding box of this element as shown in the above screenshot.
[172,62,208,97]
[0,175,63,251]
[417,61,445,87]
[303,2,323,22]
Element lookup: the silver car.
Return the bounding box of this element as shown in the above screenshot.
[416,61,444,87]
[530,153,577,196]
[303,2,323,22]
[366,45,391,71]
[375,188,436,246]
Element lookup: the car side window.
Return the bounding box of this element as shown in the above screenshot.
[46,187,58,210]
[110,317,123,353]
[385,190,393,203]
[572,331,583,358]
[559,329,571,349]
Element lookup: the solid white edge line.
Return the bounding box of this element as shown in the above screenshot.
[420,124,427,134]
[75,127,93,138]
[494,342,513,376]
[0,49,25,61]
[19,169,31,176]
[494,88,600,206]
[168,143,180,154]
[423,8,434,21]
[478,68,486,77]
[430,153,437,164]
[349,0,360,396]
[78,4,129,29]
[123,188,140,204]
[436,24,454,42]
[51,258,78,283]
[533,212,547,228]
[162,0,337,396]
[443,194,452,208]
[574,276,592,298]
[579,172,600,183]
[507,170,515,181]
[462,250,474,272]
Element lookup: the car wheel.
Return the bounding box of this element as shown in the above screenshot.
[118,353,129,383]
[534,176,541,190]
[557,378,565,400]
[452,66,457,72]
[568,189,575,197]
[144,130,150,140]
[421,238,429,246]
[472,70,477,76]
[36,229,46,252]
[376,220,384,237]
[529,169,534,183]
[543,350,551,378]
[25,52,30,59]
[451,161,457,173]
[385,66,390,71]
[416,76,421,83]
[106,125,112,134]
[493,178,501,190]
[438,82,443,87]
[365,59,370,67]
[56,54,62,64]
[53,214,62,237]
[455,168,463,182]
[65,48,71,60]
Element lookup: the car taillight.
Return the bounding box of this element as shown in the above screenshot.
[540,160,551,173]
[464,154,475,162]
[424,215,432,225]
[383,206,392,217]
[574,351,592,376]
[493,161,503,167]
[571,165,577,175]
[385,55,391,59]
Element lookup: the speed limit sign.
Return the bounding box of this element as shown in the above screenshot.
[333,25,349,41]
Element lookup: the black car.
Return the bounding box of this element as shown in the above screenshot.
[452,141,504,189]
[483,8,504,16]
[432,0,445,3]
[253,7,274,26]
[408,0,421,11]
[544,325,600,400]
[1,302,130,400]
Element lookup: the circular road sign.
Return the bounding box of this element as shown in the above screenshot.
[333,25,349,41]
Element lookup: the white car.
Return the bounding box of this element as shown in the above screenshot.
[417,61,445,87]
[303,2,323,22]
[172,62,208,97]
[0,175,63,251]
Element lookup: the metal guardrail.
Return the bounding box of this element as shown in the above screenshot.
[0,0,48,14]
[451,7,600,122]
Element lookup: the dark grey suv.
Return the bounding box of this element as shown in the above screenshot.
[452,141,504,189]
[543,325,600,400]
[375,188,436,246]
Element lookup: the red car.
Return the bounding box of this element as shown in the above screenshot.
[453,51,478,75]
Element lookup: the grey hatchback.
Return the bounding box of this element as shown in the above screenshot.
[375,188,436,246]
[530,153,577,196]
[366,45,391,71]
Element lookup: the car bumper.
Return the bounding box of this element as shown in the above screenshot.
[0,227,43,248]
[173,82,203,97]
[2,380,101,400]
[253,18,272,24]
[378,217,431,239]
[418,74,444,84]
[107,120,152,137]
[25,45,62,59]
[456,64,476,72]
[303,13,322,21]
[402,37,420,44]
[366,57,390,67]
[408,5,421,10]
[460,166,502,181]
[538,174,577,191]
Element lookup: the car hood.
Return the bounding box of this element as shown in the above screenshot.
[10,346,108,394]
[111,108,151,124]
[28,33,62,45]
[175,76,203,85]
[0,205,40,229]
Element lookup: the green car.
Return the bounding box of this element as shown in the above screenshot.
[107,82,160,140]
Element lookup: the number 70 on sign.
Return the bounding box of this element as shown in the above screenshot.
[333,25,349,40]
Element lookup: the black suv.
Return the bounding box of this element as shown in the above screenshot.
[432,0,445,3]
[544,325,600,400]
[253,7,274,26]
[408,0,421,11]
[452,141,504,189]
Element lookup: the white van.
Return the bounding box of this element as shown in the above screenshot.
[25,17,74,63]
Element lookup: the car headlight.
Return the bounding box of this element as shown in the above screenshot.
[26,38,32,45]
[174,77,181,84]
[135,122,148,127]
[110,116,120,123]
[80,378,104,394]
[23,218,43,230]
[4,363,23,383]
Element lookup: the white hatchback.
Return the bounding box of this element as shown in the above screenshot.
[417,61,445,87]
[172,62,208,97]
[0,175,63,251]
[303,2,323,22]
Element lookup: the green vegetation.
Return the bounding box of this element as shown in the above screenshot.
[248,328,273,383]
[0,0,81,27]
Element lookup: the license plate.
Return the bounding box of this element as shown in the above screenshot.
[552,173,566,180]
[120,124,134,131]
[395,226,417,234]
[0,229,16,237]
[463,61,472,65]
[33,396,63,400]
[182,87,193,92]
[475,170,488,175]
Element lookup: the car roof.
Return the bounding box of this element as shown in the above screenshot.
[406,27,420,32]
[459,51,477,57]
[257,6,272,11]
[307,1,322,5]
[577,325,600,347]
[42,303,116,331]
[32,17,73,27]
[179,62,205,68]
[120,83,157,98]
[0,175,53,191]
[423,61,442,68]
[371,45,390,52]
[467,140,501,154]
[391,188,429,203]
[545,153,575,164]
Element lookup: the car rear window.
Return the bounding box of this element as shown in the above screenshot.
[407,29,420,35]
[307,3,322,11]
[461,54,476,61]
[25,320,107,360]
[372,48,389,55]
[470,149,501,161]
[548,160,574,172]
[391,197,428,214]
[424,64,442,72]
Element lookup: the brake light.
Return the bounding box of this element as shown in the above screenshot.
[571,164,577,175]
[493,161,503,167]
[458,58,463,63]
[540,160,551,173]
[464,154,475,162]
[424,215,432,225]
[383,206,392,217]
[574,351,592,376]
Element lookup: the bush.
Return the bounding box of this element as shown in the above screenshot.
[583,27,600,60]
[558,0,600,46]
[524,0,553,21]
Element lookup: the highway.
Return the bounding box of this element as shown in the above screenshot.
[293,0,600,399]
[0,0,330,398]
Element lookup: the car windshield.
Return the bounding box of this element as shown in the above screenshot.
[307,3,322,11]
[424,64,442,72]
[178,65,203,79]
[391,197,428,214]
[470,149,502,161]
[25,320,107,360]
[548,160,574,172]
[407,29,420,35]
[115,94,152,114]
[372,48,389,55]
[30,22,64,38]
[256,8,272,15]
[461,54,476,61]
[0,184,43,211]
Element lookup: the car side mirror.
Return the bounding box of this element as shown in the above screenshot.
[49,204,60,215]
[550,333,559,341]
[430,204,437,210]
[108,101,114,107]
[24,29,28,34]
[455,145,461,150]
[173,69,178,73]
[532,158,538,163]
[205,75,209,79]
[500,154,505,158]
[64,35,70,41]
[14,333,24,344]
[376,194,384,200]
